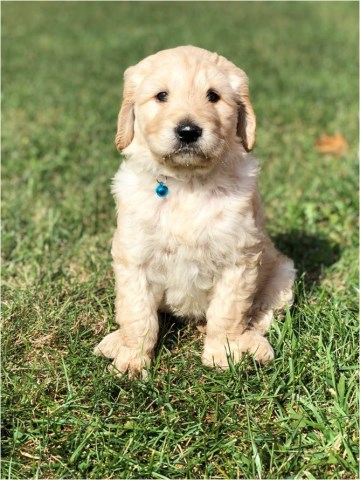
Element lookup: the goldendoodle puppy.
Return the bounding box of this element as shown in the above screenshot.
[94,46,295,376]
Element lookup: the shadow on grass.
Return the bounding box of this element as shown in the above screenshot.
[273,230,340,290]
[156,312,192,352]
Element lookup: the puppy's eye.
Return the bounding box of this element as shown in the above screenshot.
[207,90,220,103]
[156,91,168,102]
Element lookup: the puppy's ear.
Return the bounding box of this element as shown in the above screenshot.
[235,82,256,152]
[216,55,256,152]
[115,67,137,151]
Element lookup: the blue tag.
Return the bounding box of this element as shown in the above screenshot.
[155,182,169,197]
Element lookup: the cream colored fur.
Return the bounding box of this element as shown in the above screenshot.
[94,46,295,376]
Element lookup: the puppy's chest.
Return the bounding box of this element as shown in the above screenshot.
[156,194,234,248]
[133,188,250,278]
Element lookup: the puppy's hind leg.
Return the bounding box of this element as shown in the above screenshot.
[250,252,296,335]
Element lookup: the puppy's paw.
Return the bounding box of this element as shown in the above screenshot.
[94,330,152,378]
[202,335,248,368]
[202,330,274,369]
[110,351,152,379]
[94,329,124,359]
[244,331,275,364]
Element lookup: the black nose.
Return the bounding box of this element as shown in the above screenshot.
[175,122,202,144]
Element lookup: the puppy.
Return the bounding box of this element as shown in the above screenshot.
[94,46,295,375]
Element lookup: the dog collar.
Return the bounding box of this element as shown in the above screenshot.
[155,175,169,197]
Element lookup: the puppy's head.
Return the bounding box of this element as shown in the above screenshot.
[115,46,256,172]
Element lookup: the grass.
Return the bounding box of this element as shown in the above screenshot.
[2,2,358,479]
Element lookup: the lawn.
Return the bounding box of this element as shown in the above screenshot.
[2,2,358,479]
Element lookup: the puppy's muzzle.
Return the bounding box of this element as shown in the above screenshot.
[175,121,202,144]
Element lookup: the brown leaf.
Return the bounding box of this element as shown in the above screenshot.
[315,133,348,155]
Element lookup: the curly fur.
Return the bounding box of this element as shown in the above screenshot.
[94,46,295,376]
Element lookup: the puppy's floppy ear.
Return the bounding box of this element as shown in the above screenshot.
[115,67,137,151]
[235,82,256,152]
[215,55,256,152]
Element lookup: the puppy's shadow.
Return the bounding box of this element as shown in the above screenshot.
[273,230,340,291]
[155,312,195,356]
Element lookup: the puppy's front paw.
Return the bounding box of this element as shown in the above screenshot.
[110,351,152,379]
[94,329,124,359]
[94,330,152,378]
[245,331,275,364]
[202,330,274,369]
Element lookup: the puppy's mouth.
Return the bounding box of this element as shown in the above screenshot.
[162,144,210,168]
